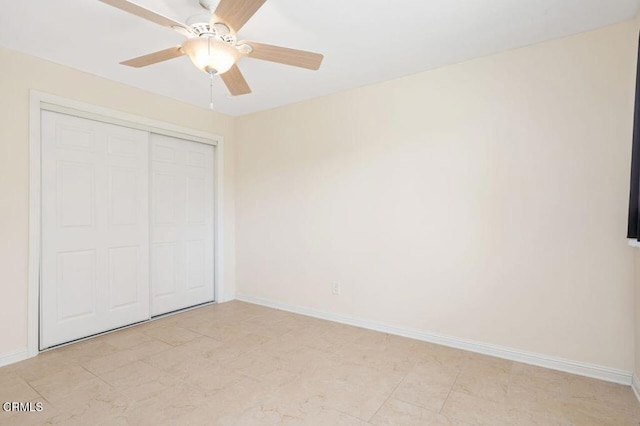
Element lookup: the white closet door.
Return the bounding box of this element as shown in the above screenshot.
[41,111,150,349]
[150,134,214,316]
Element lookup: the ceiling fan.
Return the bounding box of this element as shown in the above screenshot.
[99,0,324,96]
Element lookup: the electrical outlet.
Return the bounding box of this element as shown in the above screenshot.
[331,281,341,295]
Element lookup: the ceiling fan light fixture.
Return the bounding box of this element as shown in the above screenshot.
[182,37,240,75]
[102,0,322,99]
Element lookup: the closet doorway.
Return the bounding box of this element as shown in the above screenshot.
[39,107,216,350]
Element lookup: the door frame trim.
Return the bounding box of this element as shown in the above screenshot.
[28,90,225,357]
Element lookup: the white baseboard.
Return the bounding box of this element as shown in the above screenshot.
[0,348,30,368]
[633,375,640,403]
[236,294,633,386]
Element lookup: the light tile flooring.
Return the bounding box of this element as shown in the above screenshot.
[1,301,639,425]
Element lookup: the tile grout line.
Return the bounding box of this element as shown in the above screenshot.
[24,378,49,405]
[439,364,464,414]
[505,363,516,404]
[81,364,124,390]
[366,361,415,423]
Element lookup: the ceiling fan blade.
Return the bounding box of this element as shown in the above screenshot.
[245,42,323,70]
[120,46,184,68]
[99,0,189,31]
[221,65,252,96]
[212,0,266,32]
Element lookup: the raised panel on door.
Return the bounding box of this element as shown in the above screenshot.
[109,167,139,226]
[58,162,95,228]
[152,242,178,298]
[186,240,205,290]
[150,134,214,316]
[153,172,179,225]
[57,250,97,320]
[108,246,141,310]
[41,111,150,349]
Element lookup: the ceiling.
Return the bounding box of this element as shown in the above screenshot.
[0,0,638,116]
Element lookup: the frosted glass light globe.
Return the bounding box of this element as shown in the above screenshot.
[182,37,240,75]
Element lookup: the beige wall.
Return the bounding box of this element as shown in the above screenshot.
[1,18,638,373]
[236,21,638,371]
[0,46,236,357]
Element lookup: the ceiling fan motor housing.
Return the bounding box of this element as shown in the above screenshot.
[186,13,234,40]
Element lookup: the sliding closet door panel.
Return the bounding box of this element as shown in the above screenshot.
[150,134,214,316]
[41,111,149,349]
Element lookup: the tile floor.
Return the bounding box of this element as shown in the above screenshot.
[1,301,639,425]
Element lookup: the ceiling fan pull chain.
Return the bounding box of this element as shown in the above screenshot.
[209,71,214,110]
[208,36,214,110]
